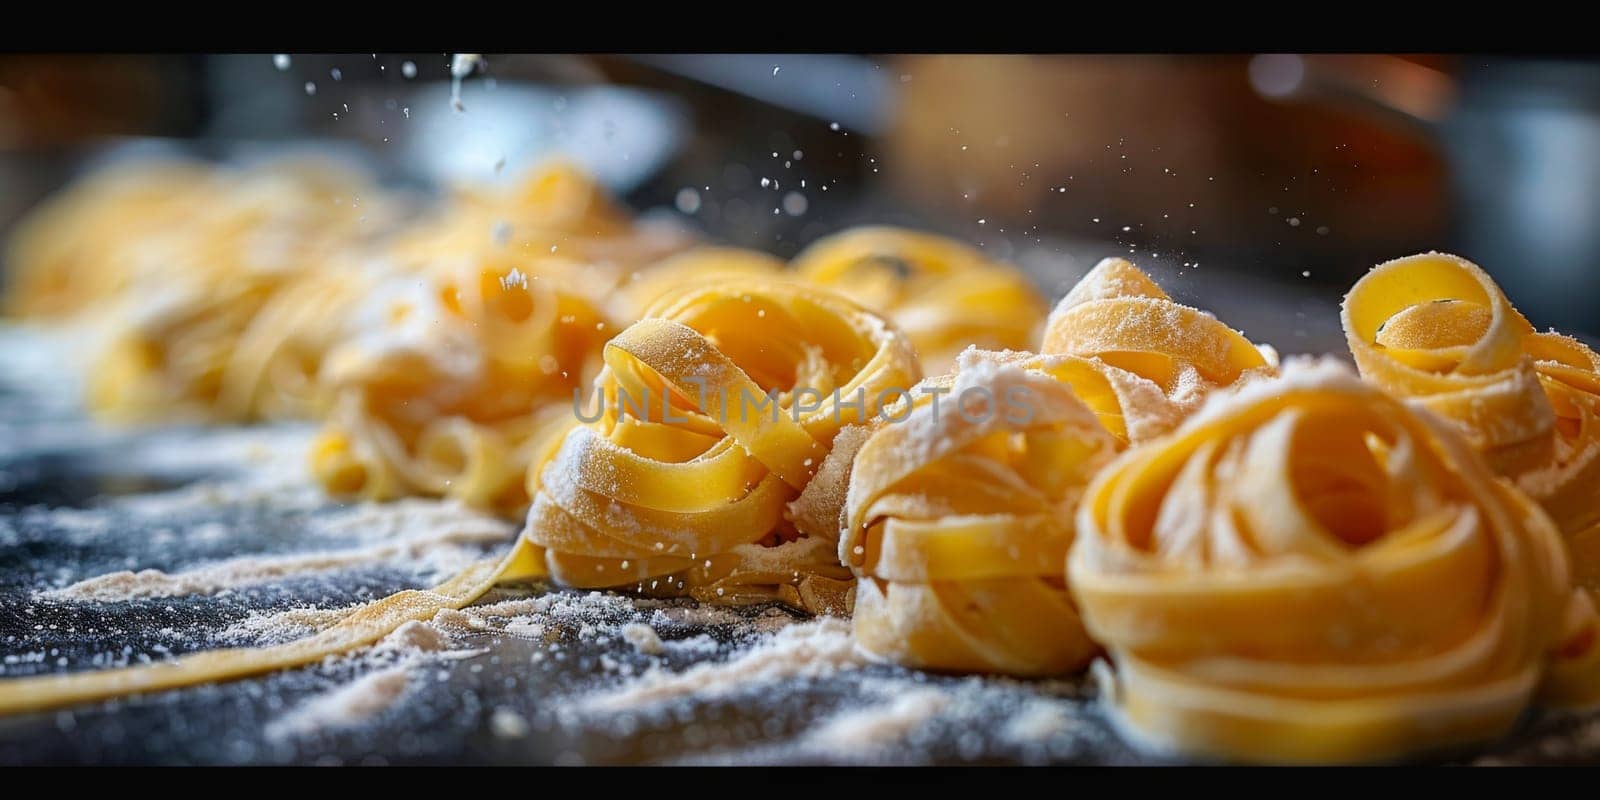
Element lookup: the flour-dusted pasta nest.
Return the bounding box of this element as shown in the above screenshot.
[837,257,1277,678]
[1344,252,1600,567]
[843,349,1119,676]
[1041,257,1278,443]
[311,255,612,516]
[1069,358,1600,764]
[522,280,921,614]
[74,159,399,423]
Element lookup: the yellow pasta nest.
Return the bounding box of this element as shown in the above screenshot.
[1344,252,1600,557]
[4,158,217,318]
[522,281,920,613]
[82,160,393,422]
[1069,358,1600,764]
[1041,257,1277,444]
[389,161,689,294]
[831,259,1273,677]
[843,349,1121,676]
[311,255,611,515]
[792,226,1046,372]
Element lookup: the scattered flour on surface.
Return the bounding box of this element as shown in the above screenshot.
[265,664,414,740]
[580,618,862,712]
[803,688,950,755]
[1003,699,1086,744]
[490,707,531,739]
[620,623,664,655]
[221,605,359,645]
[41,502,512,602]
[374,620,454,654]
[647,604,795,633]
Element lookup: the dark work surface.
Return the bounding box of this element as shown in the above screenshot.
[0,325,1597,766]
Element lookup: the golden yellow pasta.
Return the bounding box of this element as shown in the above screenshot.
[389,161,690,298]
[1343,252,1600,559]
[792,226,1046,372]
[71,159,396,422]
[0,542,549,717]
[1041,257,1277,444]
[1069,358,1600,764]
[842,349,1121,675]
[212,260,386,421]
[522,280,920,613]
[611,246,789,324]
[4,158,216,318]
[311,255,611,516]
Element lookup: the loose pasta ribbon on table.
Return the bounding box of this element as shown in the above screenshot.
[1040,257,1277,444]
[522,281,921,614]
[311,255,611,516]
[1068,358,1600,764]
[791,226,1047,372]
[842,349,1121,676]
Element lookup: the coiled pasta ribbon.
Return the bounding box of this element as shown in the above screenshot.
[311,256,611,516]
[1041,257,1277,444]
[1069,359,1600,764]
[1343,253,1600,553]
[843,349,1121,676]
[792,226,1046,372]
[523,281,921,613]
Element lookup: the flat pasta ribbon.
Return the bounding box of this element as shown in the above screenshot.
[1041,257,1276,444]
[311,256,610,516]
[792,226,1046,372]
[1343,252,1600,554]
[0,538,549,717]
[842,349,1120,676]
[522,281,921,613]
[1068,358,1600,764]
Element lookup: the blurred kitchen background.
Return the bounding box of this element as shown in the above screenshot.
[1,53,1595,346]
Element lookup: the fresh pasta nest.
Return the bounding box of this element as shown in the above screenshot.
[844,349,1119,675]
[1042,257,1277,442]
[793,226,1047,372]
[1069,358,1600,764]
[1344,252,1600,557]
[837,258,1274,676]
[310,254,611,516]
[78,160,395,422]
[522,280,920,614]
